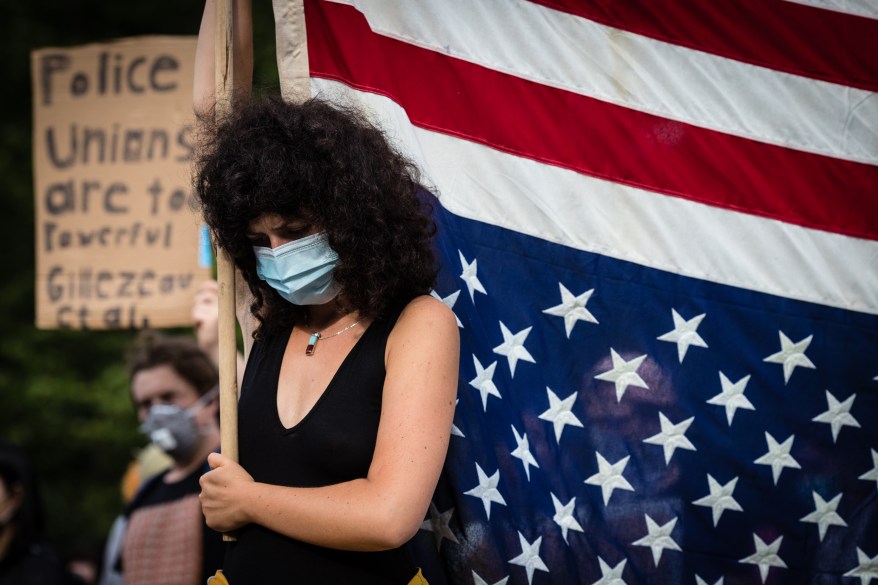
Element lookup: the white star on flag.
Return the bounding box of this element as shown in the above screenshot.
[657,309,707,363]
[642,412,696,464]
[799,491,846,541]
[550,493,584,544]
[695,577,723,585]
[463,463,506,520]
[739,534,787,583]
[538,387,584,443]
[419,502,459,551]
[493,321,536,378]
[510,425,539,480]
[430,289,463,328]
[508,532,549,585]
[844,548,878,585]
[451,399,464,438]
[632,514,681,566]
[706,372,755,426]
[754,432,801,485]
[860,449,878,488]
[584,452,634,505]
[763,331,815,384]
[458,250,487,302]
[692,474,743,526]
[469,355,501,411]
[591,556,627,585]
[594,348,649,402]
[812,390,860,442]
[542,283,598,338]
[472,572,509,585]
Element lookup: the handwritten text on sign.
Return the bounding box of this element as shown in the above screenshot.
[32,37,210,330]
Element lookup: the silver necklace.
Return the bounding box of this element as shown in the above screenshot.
[304,317,364,356]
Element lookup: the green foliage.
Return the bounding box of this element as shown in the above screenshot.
[0,0,278,560]
[0,324,144,553]
[2,351,143,548]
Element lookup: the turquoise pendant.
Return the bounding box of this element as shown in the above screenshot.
[305,332,320,356]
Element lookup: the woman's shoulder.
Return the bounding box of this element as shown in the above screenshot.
[387,295,459,351]
[395,294,457,328]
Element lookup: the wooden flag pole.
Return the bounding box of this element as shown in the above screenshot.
[215,0,239,542]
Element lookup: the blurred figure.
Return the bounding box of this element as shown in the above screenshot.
[119,445,173,506]
[191,278,245,389]
[100,280,234,585]
[0,441,70,585]
[65,538,104,585]
[101,332,224,585]
[100,392,176,585]
[191,279,222,367]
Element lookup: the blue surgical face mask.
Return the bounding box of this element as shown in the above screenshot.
[253,232,341,305]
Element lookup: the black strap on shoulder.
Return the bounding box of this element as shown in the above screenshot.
[123,470,167,518]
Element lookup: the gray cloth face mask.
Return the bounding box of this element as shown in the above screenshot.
[140,387,218,461]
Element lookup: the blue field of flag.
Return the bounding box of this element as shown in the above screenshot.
[412,203,878,584]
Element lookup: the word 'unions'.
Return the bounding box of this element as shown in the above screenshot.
[39,51,181,106]
[45,124,194,169]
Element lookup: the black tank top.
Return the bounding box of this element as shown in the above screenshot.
[223,305,418,585]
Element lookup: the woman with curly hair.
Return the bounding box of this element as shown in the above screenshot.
[193,2,459,584]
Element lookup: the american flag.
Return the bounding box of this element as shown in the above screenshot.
[286,1,878,583]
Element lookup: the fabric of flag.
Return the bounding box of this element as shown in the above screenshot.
[288,1,878,583]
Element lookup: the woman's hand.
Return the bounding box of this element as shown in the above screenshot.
[199,452,255,533]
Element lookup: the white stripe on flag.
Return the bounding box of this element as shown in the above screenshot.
[783,0,878,20]
[326,0,878,165]
[315,77,878,316]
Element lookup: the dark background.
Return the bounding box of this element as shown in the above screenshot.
[0,0,278,561]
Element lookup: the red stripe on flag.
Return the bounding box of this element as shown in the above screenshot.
[530,0,878,92]
[306,0,878,241]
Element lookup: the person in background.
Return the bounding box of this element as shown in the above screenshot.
[191,278,246,390]
[0,441,71,585]
[119,444,173,506]
[193,1,460,583]
[106,332,224,585]
[65,538,104,585]
[99,283,232,585]
[99,441,173,585]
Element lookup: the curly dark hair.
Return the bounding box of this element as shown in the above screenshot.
[194,97,437,338]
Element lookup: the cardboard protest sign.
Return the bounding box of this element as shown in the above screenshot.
[32,36,211,330]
